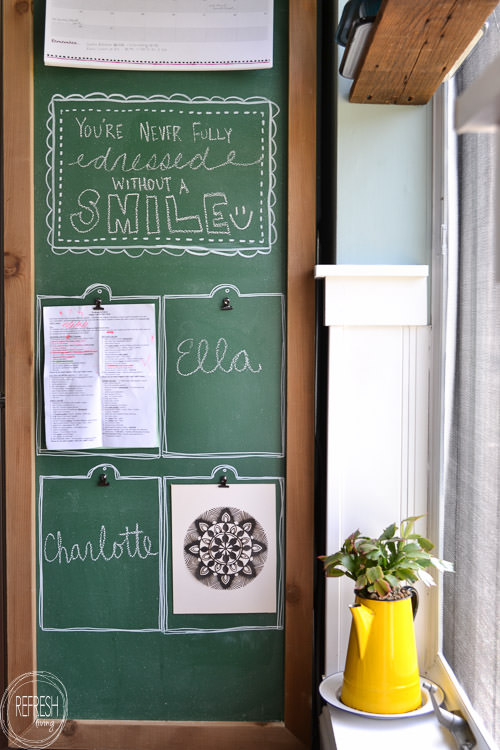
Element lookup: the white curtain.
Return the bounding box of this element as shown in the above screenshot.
[442,7,500,744]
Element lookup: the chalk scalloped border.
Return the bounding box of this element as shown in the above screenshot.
[45,93,280,258]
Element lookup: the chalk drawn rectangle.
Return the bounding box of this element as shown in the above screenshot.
[38,465,165,632]
[163,466,284,633]
[46,94,279,258]
[162,285,285,458]
[36,284,163,459]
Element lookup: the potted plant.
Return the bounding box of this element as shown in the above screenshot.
[320,514,453,599]
[320,515,453,714]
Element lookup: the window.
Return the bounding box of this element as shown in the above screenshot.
[431,7,500,748]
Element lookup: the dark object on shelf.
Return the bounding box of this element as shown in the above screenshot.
[335,0,381,47]
[339,18,375,80]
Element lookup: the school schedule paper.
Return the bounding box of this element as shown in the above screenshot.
[44,0,274,70]
[43,304,158,450]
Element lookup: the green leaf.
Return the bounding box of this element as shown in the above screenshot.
[380,523,397,540]
[325,567,345,578]
[319,551,343,565]
[404,549,432,560]
[366,565,384,583]
[353,536,371,553]
[416,536,434,552]
[341,554,356,572]
[386,541,397,557]
[384,573,400,587]
[344,531,361,553]
[365,549,384,562]
[356,574,368,589]
[358,541,378,554]
[401,514,425,538]
[400,542,422,554]
[373,578,391,597]
[396,568,418,582]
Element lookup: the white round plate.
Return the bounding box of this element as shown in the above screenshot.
[319,672,444,719]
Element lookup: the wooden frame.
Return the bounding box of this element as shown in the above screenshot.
[2,1,317,747]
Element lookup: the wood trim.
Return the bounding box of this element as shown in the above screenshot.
[3,0,36,732]
[50,720,306,750]
[2,1,317,748]
[285,0,317,745]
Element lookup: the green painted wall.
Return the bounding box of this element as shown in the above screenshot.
[336,2,433,266]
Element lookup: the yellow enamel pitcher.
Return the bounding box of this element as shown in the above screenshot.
[341,587,421,714]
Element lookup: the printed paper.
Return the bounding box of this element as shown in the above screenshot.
[43,303,158,449]
[44,0,273,71]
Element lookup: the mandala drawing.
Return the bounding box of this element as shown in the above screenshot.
[183,506,268,591]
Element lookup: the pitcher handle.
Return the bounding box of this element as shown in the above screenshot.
[403,585,419,619]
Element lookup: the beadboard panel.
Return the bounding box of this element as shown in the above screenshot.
[323,323,431,675]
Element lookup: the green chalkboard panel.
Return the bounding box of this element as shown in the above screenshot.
[34,0,289,725]
[164,285,284,457]
[39,466,163,631]
[37,464,285,721]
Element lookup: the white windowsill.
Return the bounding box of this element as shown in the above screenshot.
[319,704,456,750]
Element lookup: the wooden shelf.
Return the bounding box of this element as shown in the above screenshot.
[349,0,499,105]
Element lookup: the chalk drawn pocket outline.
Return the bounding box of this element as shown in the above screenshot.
[162,285,285,459]
[38,464,165,633]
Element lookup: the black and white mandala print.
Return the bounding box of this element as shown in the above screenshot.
[183,506,268,591]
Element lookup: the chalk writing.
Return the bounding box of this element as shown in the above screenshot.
[68,190,247,237]
[192,122,233,143]
[75,115,124,140]
[229,205,253,230]
[47,94,279,257]
[138,121,182,142]
[43,523,158,564]
[176,337,262,377]
[67,146,261,173]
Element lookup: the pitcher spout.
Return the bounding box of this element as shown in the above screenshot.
[349,602,375,660]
